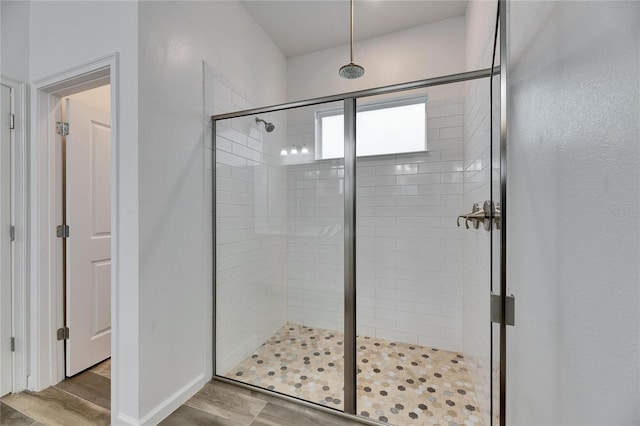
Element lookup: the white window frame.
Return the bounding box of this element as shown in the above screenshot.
[315,95,428,160]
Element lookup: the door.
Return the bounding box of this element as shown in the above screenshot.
[0,84,13,394]
[65,98,111,376]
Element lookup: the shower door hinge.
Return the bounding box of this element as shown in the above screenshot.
[57,327,69,341]
[490,293,515,326]
[9,113,15,130]
[10,337,15,352]
[56,121,69,136]
[9,225,15,241]
[56,224,69,238]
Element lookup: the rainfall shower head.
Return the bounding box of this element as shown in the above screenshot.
[256,117,275,133]
[339,63,365,79]
[339,0,365,79]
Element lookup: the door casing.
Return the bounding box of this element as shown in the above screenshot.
[28,55,119,417]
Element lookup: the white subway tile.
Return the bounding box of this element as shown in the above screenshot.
[375,164,418,175]
[396,174,441,185]
[375,185,418,196]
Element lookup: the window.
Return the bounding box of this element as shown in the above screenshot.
[316,96,427,160]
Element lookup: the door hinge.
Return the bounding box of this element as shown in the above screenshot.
[56,224,69,238]
[9,113,15,130]
[10,337,15,352]
[57,327,70,341]
[56,121,69,136]
[10,225,15,241]
[490,293,515,326]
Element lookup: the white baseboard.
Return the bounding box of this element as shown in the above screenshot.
[113,374,207,426]
[114,413,139,426]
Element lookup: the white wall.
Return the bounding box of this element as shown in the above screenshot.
[287,17,466,102]
[137,1,286,421]
[1,1,30,82]
[27,1,140,422]
[507,1,640,424]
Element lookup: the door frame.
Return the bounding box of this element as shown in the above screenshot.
[29,54,119,401]
[0,77,28,394]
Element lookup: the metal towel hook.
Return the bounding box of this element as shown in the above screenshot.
[457,203,482,229]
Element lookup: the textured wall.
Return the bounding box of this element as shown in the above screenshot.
[138,1,287,419]
[507,1,640,424]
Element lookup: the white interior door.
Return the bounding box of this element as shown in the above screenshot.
[65,98,111,376]
[0,84,13,395]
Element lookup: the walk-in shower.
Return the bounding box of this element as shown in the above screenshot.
[211,61,506,426]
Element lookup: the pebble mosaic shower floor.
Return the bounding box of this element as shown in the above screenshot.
[228,323,486,426]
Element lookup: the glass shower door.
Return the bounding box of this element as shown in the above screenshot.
[214,102,347,410]
[211,68,505,425]
[354,80,499,425]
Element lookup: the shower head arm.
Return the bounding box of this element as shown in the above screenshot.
[350,0,354,63]
[339,0,364,79]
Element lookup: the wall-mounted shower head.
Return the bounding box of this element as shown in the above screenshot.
[256,117,275,133]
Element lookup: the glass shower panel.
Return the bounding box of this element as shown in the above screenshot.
[215,102,346,410]
[355,81,493,425]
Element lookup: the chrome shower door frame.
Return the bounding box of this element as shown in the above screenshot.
[211,65,508,424]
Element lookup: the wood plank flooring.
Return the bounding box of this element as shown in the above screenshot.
[0,401,42,426]
[55,370,111,410]
[162,380,362,426]
[1,359,365,425]
[1,359,111,426]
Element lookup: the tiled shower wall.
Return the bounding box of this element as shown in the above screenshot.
[285,95,466,352]
[286,160,346,333]
[205,63,289,375]
[462,82,492,357]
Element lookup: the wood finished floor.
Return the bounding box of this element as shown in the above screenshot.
[1,359,112,426]
[1,359,364,426]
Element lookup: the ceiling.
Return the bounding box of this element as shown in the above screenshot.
[240,0,469,58]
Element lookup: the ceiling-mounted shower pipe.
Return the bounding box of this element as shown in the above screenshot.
[339,0,365,79]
